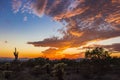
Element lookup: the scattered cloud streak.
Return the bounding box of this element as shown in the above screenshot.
[32,0,48,17]
[12,0,120,59]
[23,16,27,21]
[103,43,120,52]
[12,0,22,13]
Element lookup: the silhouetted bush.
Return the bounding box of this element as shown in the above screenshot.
[52,63,67,80]
[85,47,111,59]
[0,54,120,80]
[42,63,51,74]
[3,70,13,79]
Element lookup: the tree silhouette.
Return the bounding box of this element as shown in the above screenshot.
[85,49,91,59]
[85,47,111,59]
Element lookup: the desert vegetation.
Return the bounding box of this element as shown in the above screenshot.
[0,47,120,80]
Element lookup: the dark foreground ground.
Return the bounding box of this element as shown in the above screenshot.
[0,57,120,80]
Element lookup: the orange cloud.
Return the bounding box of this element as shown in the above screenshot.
[12,0,120,59]
[40,48,84,59]
[46,0,62,15]
[54,7,89,20]
[112,0,120,3]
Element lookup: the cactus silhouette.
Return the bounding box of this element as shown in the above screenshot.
[13,48,19,61]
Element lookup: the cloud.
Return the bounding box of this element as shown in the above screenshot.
[0,40,8,44]
[23,16,27,21]
[12,0,120,59]
[12,0,48,17]
[4,41,8,44]
[41,48,64,59]
[12,0,22,13]
[102,43,120,52]
[40,48,84,59]
[82,42,120,53]
[32,0,48,17]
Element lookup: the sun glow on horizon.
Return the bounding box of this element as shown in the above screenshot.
[0,0,120,59]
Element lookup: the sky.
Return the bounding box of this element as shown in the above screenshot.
[0,0,120,59]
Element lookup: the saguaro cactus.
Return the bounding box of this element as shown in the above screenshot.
[13,48,19,61]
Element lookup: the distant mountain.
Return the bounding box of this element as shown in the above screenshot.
[75,58,85,62]
[0,57,13,62]
[0,57,29,62]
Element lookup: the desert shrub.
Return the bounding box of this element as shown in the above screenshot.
[42,63,51,74]
[11,63,21,72]
[34,57,50,65]
[3,70,13,79]
[4,62,11,70]
[25,59,35,67]
[52,63,67,80]
[85,47,111,59]
[0,70,4,80]
[30,65,45,76]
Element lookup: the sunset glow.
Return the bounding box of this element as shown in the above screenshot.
[0,0,120,59]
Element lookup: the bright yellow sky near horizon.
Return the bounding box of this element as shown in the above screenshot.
[1,37,120,59]
[0,0,120,59]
